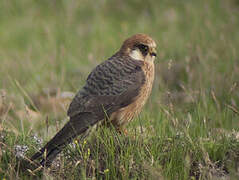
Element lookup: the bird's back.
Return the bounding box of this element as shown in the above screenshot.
[67,53,146,119]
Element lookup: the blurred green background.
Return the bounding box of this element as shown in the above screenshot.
[0,0,239,179]
[1,0,239,129]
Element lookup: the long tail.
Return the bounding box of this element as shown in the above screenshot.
[31,112,98,167]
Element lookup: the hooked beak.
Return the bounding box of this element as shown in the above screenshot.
[150,47,157,57]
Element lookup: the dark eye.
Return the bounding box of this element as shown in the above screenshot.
[137,44,149,56]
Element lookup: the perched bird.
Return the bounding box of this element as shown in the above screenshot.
[31,33,157,167]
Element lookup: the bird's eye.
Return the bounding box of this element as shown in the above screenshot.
[137,44,149,56]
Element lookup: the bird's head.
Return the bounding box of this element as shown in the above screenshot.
[120,33,157,62]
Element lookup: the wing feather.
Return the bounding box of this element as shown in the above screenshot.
[67,55,145,119]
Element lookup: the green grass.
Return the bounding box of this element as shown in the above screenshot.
[1,0,239,179]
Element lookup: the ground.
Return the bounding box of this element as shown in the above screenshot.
[0,0,239,179]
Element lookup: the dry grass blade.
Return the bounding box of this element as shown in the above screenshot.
[226,104,239,115]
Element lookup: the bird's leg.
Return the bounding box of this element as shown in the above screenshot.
[123,129,128,136]
[116,126,128,136]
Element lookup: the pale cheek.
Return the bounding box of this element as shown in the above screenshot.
[129,50,144,61]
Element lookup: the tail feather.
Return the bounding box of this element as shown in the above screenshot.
[31,112,99,167]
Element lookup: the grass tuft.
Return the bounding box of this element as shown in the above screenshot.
[1,0,239,179]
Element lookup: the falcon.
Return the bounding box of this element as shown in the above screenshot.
[31,33,157,167]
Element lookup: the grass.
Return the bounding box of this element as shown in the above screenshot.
[0,0,239,179]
